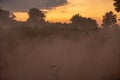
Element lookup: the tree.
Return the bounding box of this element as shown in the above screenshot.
[102,11,117,27]
[113,0,120,12]
[70,14,98,29]
[85,18,98,28]
[0,8,15,22]
[27,8,46,23]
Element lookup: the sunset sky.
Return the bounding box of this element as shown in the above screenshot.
[1,0,120,25]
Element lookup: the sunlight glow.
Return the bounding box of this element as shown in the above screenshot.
[14,12,28,22]
[13,0,120,25]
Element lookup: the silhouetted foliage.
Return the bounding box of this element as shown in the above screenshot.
[71,14,98,29]
[0,8,15,22]
[114,0,120,12]
[27,8,46,23]
[102,11,117,27]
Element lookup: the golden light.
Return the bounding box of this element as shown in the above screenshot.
[13,0,120,25]
[13,12,28,22]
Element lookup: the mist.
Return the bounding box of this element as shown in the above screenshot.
[0,26,120,80]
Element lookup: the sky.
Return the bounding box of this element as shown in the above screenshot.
[0,0,120,25]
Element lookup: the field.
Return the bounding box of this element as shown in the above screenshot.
[0,25,120,80]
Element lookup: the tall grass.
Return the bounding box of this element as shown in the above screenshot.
[0,24,120,80]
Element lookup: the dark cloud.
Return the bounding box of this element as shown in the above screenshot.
[0,0,68,11]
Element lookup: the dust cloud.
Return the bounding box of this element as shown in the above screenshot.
[0,27,120,80]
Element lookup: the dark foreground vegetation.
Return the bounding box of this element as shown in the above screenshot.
[0,23,120,80]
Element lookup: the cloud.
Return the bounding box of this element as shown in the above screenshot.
[0,0,68,12]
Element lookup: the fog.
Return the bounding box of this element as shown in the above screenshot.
[0,26,120,80]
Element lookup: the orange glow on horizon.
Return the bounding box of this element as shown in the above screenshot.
[13,12,28,22]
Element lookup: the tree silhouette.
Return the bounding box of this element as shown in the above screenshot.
[113,0,120,12]
[85,18,98,28]
[102,11,117,27]
[71,14,98,29]
[27,8,46,23]
[71,14,84,28]
[0,8,15,22]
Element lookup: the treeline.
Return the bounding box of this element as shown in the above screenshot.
[0,0,120,30]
